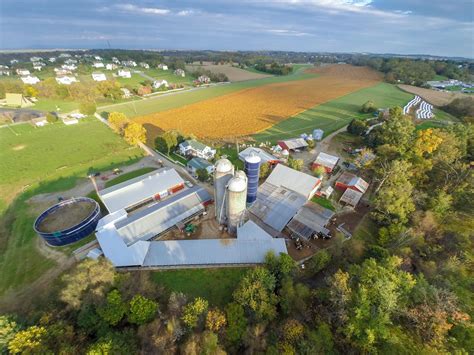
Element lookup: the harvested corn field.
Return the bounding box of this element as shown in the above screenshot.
[135,65,382,140]
[397,84,469,106]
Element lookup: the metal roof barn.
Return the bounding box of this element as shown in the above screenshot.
[287,203,334,239]
[313,152,340,171]
[277,138,308,151]
[265,164,321,200]
[339,188,363,207]
[249,182,307,232]
[238,147,279,164]
[115,186,211,245]
[99,168,184,213]
[96,218,287,268]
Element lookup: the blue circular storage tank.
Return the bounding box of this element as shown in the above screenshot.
[34,197,101,246]
[244,154,261,204]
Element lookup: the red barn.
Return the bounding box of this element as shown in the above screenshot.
[335,171,369,193]
[312,152,340,173]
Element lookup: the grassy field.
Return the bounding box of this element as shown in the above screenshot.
[151,268,248,307]
[253,83,413,143]
[104,167,156,188]
[143,68,194,85]
[0,117,143,296]
[102,70,317,118]
[31,98,80,112]
[311,195,336,211]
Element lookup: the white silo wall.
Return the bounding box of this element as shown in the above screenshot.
[227,173,247,234]
[214,159,234,224]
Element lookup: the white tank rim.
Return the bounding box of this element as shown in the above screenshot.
[235,170,247,180]
[215,158,233,173]
[228,176,247,192]
[245,154,261,164]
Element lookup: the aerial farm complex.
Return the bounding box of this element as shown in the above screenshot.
[33,149,347,268]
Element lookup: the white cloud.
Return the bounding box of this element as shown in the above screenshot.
[267,29,310,36]
[116,4,170,15]
[177,10,195,16]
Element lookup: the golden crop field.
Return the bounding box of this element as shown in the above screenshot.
[135,65,382,140]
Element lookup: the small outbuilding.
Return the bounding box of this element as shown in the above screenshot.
[187,157,215,176]
[339,188,363,208]
[312,152,339,173]
[277,138,308,151]
[92,72,107,82]
[335,171,369,193]
[313,129,324,141]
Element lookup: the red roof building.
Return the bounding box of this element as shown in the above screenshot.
[335,171,369,194]
[312,152,340,173]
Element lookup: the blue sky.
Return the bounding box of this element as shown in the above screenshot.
[1,0,472,57]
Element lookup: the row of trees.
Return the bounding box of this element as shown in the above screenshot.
[349,56,472,86]
[254,62,293,75]
[107,112,147,146]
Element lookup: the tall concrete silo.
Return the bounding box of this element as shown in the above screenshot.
[244,154,261,204]
[227,172,247,234]
[214,158,234,224]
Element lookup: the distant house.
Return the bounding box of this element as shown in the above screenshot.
[277,138,308,151]
[62,117,79,125]
[62,64,77,71]
[59,53,71,58]
[21,75,40,85]
[31,117,48,127]
[54,68,71,76]
[197,75,211,84]
[64,59,78,65]
[139,62,150,69]
[153,80,168,89]
[122,60,137,67]
[56,76,78,85]
[187,157,215,176]
[16,69,30,76]
[179,139,216,160]
[339,188,363,208]
[0,70,10,76]
[120,88,132,98]
[174,68,185,77]
[49,57,57,63]
[92,62,105,68]
[238,147,280,165]
[312,152,339,173]
[158,63,168,70]
[33,62,45,71]
[10,59,19,64]
[105,63,118,70]
[117,69,131,78]
[112,57,120,64]
[94,56,102,61]
[30,56,43,62]
[335,171,369,194]
[92,72,107,82]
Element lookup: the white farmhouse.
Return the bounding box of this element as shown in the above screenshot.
[62,64,77,71]
[105,63,118,70]
[49,57,57,63]
[56,76,78,85]
[92,62,105,68]
[174,68,185,77]
[153,79,169,89]
[21,75,40,85]
[179,139,216,160]
[16,69,30,76]
[117,69,131,78]
[92,72,107,82]
[94,56,103,61]
[139,62,150,69]
[158,63,168,70]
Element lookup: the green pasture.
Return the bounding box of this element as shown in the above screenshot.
[0,117,143,296]
[151,267,249,307]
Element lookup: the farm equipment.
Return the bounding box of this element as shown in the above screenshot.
[185,223,197,236]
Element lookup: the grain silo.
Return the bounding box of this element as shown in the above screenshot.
[244,154,261,204]
[214,158,234,224]
[227,172,247,234]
